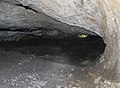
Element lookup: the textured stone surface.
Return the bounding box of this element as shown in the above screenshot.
[15,0,104,36]
[0,0,120,87]
[0,37,105,88]
[0,0,103,41]
[97,0,120,82]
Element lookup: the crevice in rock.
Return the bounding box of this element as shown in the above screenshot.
[0,34,106,67]
[15,4,38,13]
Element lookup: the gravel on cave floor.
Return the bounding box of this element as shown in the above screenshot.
[0,36,106,88]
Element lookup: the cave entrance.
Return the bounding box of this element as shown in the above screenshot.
[0,33,106,87]
[0,34,106,67]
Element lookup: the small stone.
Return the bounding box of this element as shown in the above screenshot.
[71,68,74,71]
[56,85,66,88]
[25,79,29,82]
[94,76,102,84]
[72,86,77,88]
[80,60,90,66]
[36,81,48,86]
[18,63,22,65]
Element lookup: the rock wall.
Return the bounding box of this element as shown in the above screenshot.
[0,0,120,83]
[15,0,104,36]
[97,0,120,82]
[0,0,98,41]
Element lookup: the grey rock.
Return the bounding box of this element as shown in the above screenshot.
[0,0,100,41]
[0,0,120,86]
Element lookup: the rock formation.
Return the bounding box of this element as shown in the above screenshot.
[0,0,120,86]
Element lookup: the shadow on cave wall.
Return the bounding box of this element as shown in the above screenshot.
[0,35,106,67]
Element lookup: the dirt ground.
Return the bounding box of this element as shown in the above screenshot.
[0,36,105,88]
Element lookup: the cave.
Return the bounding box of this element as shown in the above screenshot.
[0,34,105,67]
[0,33,106,88]
[0,0,120,88]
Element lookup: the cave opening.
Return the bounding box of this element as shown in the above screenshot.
[0,34,106,67]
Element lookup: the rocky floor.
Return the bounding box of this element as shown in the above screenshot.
[0,36,105,88]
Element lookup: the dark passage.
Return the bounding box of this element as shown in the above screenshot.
[0,34,106,88]
[0,35,105,67]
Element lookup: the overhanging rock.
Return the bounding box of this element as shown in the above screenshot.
[0,0,104,41]
[0,0,120,86]
[16,0,104,37]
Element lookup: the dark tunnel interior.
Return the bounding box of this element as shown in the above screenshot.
[0,34,106,67]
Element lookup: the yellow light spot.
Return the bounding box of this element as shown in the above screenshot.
[78,34,88,38]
